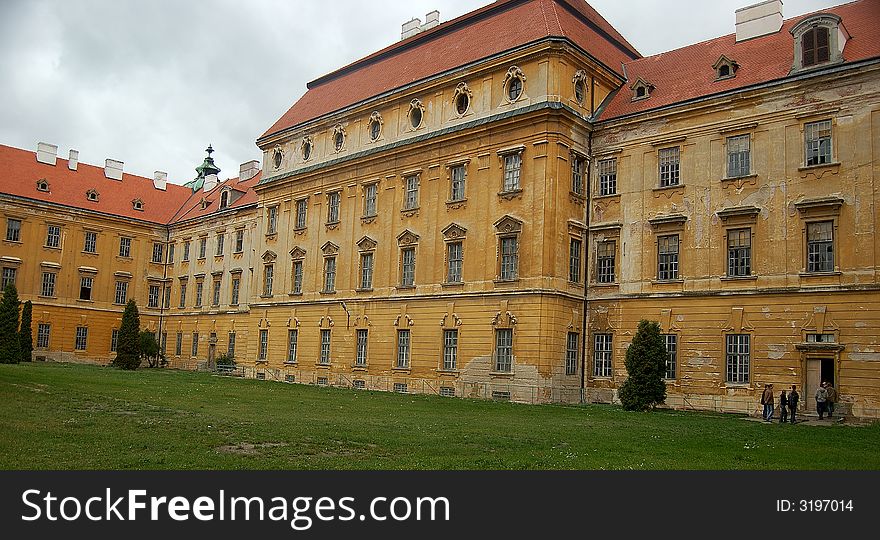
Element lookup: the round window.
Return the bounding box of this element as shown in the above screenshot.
[409,107,422,129]
[508,77,523,101]
[302,141,312,161]
[370,119,381,141]
[574,79,586,105]
[334,131,344,151]
[273,149,283,169]
[455,93,469,115]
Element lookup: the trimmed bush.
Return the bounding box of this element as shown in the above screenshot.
[112,300,141,370]
[0,284,21,364]
[618,320,667,411]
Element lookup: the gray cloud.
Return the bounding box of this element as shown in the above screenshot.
[0,0,834,184]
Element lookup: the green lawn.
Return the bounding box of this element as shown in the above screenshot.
[1,362,878,470]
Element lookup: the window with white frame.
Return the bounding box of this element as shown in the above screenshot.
[404,175,419,210]
[450,165,466,202]
[364,184,377,217]
[79,276,93,301]
[82,231,97,254]
[41,272,57,297]
[657,234,680,281]
[494,328,513,372]
[663,334,677,380]
[75,327,88,351]
[148,284,160,308]
[443,329,458,371]
[446,241,463,283]
[658,147,680,187]
[263,264,274,296]
[295,199,308,229]
[571,155,586,195]
[726,134,751,178]
[46,225,61,248]
[569,238,582,283]
[320,329,331,365]
[726,334,750,384]
[805,120,832,166]
[565,332,578,376]
[6,218,21,242]
[355,329,368,367]
[359,253,373,290]
[502,153,522,192]
[400,247,415,287]
[596,241,616,284]
[267,206,278,234]
[151,243,164,263]
[292,261,303,294]
[37,323,50,348]
[327,191,341,223]
[119,236,132,258]
[727,228,752,277]
[396,329,411,369]
[807,221,834,272]
[323,257,336,293]
[500,237,518,280]
[598,158,617,196]
[287,329,298,363]
[2,267,16,289]
[593,333,612,378]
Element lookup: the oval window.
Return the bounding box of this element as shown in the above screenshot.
[575,79,586,105]
[410,107,422,129]
[334,131,344,151]
[370,119,381,141]
[302,141,312,161]
[273,149,283,169]
[508,77,523,101]
[455,93,469,115]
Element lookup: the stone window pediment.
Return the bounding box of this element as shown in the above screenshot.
[494,215,523,235]
[321,241,339,256]
[442,223,467,240]
[397,229,420,247]
[289,246,306,259]
[261,250,277,263]
[357,236,377,251]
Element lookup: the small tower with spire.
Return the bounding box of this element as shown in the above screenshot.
[185,144,222,192]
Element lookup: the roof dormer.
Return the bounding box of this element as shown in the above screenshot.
[630,78,655,101]
[713,55,739,81]
[791,14,847,72]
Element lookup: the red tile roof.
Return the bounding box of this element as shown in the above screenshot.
[598,0,880,121]
[0,144,193,225]
[260,0,640,140]
[171,172,262,223]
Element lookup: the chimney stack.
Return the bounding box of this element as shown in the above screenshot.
[104,158,124,180]
[239,160,260,181]
[68,149,79,171]
[423,10,440,31]
[153,171,167,191]
[36,142,58,166]
[400,11,441,40]
[736,0,783,42]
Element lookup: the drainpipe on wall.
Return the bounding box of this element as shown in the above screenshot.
[580,129,593,403]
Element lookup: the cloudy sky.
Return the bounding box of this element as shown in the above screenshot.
[0,0,834,185]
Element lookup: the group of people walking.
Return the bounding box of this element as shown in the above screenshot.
[760,382,838,423]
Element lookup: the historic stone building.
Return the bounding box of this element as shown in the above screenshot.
[2,0,878,417]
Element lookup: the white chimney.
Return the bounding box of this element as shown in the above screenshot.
[203,173,219,192]
[401,17,422,40]
[104,158,124,180]
[736,0,783,42]
[68,149,79,171]
[422,10,440,31]
[239,160,260,181]
[153,171,167,191]
[36,142,58,166]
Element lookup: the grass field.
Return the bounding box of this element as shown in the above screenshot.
[1,362,878,470]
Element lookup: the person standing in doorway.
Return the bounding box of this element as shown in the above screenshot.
[825,382,838,419]
[789,385,800,424]
[816,383,828,420]
[779,388,788,423]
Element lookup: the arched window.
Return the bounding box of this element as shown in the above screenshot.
[802,26,830,67]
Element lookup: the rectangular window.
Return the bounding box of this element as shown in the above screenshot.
[494,328,513,372]
[394,383,408,394]
[292,261,303,294]
[84,231,97,254]
[6,218,21,242]
[148,284,160,308]
[286,329,298,363]
[2,267,17,289]
[212,279,221,306]
[359,253,373,290]
[195,281,203,307]
[396,329,411,369]
[446,242,463,283]
[401,248,415,287]
[502,153,521,192]
[443,329,458,371]
[596,241,616,284]
[726,134,751,178]
[439,387,455,397]
[565,332,579,376]
[119,237,132,258]
[404,175,419,210]
[167,243,174,263]
[46,225,61,248]
[500,237,518,280]
[79,276,93,301]
[805,120,832,166]
[75,327,88,351]
[163,286,171,309]
[263,265,274,296]
[593,334,613,378]
[215,233,225,256]
[806,333,836,343]
[658,147,681,187]
[598,158,617,196]
[198,237,207,259]
[571,156,585,195]
[727,228,752,277]
[569,238,582,283]
[191,332,199,357]
[41,272,57,297]
[450,165,466,201]
[807,221,834,272]
[182,241,190,261]
[37,323,50,348]
[295,199,308,229]
[175,332,182,356]
[110,329,119,352]
[160,332,167,355]
[179,281,187,308]
[267,206,278,234]
[323,257,336,293]
[726,334,750,384]
[234,229,244,253]
[257,329,268,361]
[353,380,365,389]
[320,329,331,365]
[152,243,164,263]
[356,329,368,367]
[227,332,236,358]
[663,334,677,380]
[364,184,377,217]
[657,234,680,281]
[231,277,240,305]
[327,192,340,223]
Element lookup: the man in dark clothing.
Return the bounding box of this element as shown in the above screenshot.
[825,382,838,418]
[760,384,774,422]
[779,389,788,423]
[789,385,800,424]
